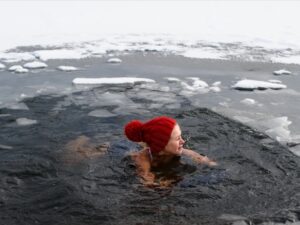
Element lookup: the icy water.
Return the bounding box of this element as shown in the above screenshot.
[1,82,300,225]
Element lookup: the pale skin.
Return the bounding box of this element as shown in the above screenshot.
[130,124,217,187]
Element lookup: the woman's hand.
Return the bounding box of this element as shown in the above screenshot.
[182,149,218,166]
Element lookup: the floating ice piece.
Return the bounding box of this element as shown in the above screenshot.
[233,116,254,123]
[218,214,247,221]
[72,77,155,85]
[232,79,286,91]
[107,58,122,63]
[260,116,291,129]
[15,67,29,73]
[187,77,209,88]
[0,114,10,117]
[8,65,28,73]
[0,144,13,150]
[209,86,221,92]
[5,102,29,110]
[266,126,291,142]
[0,52,36,63]
[88,109,117,118]
[33,49,85,61]
[16,118,37,126]
[180,77,209,95]
[268,79,282,84]
[241,98,256,105]
[23,61,48,69]
[57,65,78,71]
[273,69,291,75]
[0,63,6,69]
[9,65,22,71]
[166,77,181,82]
[212,81,221,87]
[219,102,229,107]
[139,83,170,92]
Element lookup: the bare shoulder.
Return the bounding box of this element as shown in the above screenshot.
[130,148,149,161]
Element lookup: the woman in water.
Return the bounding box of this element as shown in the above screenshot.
[124,116,217,187]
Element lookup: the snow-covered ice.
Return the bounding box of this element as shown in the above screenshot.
[9,65,22,71]
[0,52,36,63]
[209,86,221,92]
[16,118,37,126]
[268,79,282,84]
[107,58,122,63]
[241,98,256,105]
[232,79,287,91]
[273,69,291,75]
[166,77,181,82]
[57,66,78,72]
[8,65,29,73]
[72,77,155,85]
[212,81,221,87]
[23,61,48,69]
[33,49,85,61]
[187,77,209,88]
[0,63,6,69]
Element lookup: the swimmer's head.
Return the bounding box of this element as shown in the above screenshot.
[124,116,184,154]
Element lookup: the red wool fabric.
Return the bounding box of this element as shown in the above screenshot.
[124,116,176,153]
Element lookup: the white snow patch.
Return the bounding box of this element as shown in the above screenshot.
[0,63,6,69]
[273,69,291,75]
[33,49,85,61]
[241,98,256,105]
[88,109,117,118]
[107,58,122,63]
[23,61,48,69]
[72,77,155,85]
[16,118,37,126]
[57,65,78,71]
[232,79,286,90]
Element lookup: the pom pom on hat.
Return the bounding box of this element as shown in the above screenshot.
[124,120,143,142]
[124,116,177,153]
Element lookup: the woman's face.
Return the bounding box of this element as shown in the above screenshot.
[163,124,185,156]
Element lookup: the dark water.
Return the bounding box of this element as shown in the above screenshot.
[0,86,299,225]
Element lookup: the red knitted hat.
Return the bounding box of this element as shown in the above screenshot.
[124,116,177,153]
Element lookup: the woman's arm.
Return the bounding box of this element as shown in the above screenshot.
[182,148,217,166]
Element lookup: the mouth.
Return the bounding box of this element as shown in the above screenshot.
[177,146,184,155]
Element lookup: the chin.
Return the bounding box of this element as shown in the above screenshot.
[176,148,183,155]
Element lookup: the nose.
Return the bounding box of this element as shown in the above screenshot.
[180,137,185,144]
